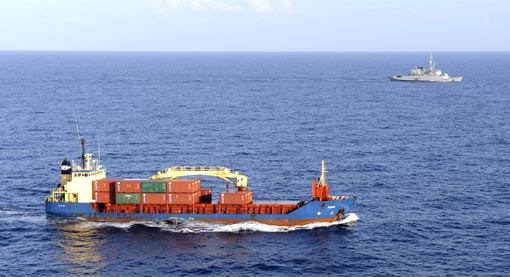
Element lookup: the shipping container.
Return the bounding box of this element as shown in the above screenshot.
[219,190,253,205]
[142,193,167,204]
[116,193,141,204]
[92,179,117,192]
[141,181,166,193]
[168,192,199,205]
[167,179,201,193]
[94,192,115,203]
[199,188,212,203]
[116,180,143,193]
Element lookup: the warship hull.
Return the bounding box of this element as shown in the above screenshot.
[389,75,463,82]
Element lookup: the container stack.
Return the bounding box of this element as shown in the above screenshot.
[141,181,167,204]
[167,179,201,204]
[92,178,202,205]
[115,180,143,204]
[92,179,117,203]
[219,190,253,204]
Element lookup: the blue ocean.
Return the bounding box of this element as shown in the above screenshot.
[0,52,509,276]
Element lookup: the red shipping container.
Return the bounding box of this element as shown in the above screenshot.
[168,192,199,205]
[92,179,117,192]
[142,193,167,204]
[167,179,201,193]
[199,188,212,197]
[116,180,143,193]
[94,192,115,203]
[199,188,212,203]
[219,190,253,205]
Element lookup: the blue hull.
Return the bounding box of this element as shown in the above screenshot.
[45,198,355,226]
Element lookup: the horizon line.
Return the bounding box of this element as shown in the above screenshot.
[1,50,509,53]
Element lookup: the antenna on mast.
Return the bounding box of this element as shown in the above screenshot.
[72,110,81,140]
[72,110,85,168]
[97,135,101,167]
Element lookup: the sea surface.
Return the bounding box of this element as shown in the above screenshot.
[0,52,509,276]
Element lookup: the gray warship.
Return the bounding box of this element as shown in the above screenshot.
[389,54,462,82]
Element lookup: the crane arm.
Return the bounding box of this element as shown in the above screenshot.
[149,166,249,188]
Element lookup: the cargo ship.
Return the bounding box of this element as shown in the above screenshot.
[45,138,356,226]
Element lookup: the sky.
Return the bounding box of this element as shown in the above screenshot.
[0,0,509,51]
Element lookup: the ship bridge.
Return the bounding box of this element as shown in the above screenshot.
[46,138,106,203]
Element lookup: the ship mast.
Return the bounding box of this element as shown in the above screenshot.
[312,160,330,201]
[319,160,326,187]
[80,137,86,169]
[429,53,434,70]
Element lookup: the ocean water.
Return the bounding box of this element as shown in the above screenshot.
[0,52,509,276]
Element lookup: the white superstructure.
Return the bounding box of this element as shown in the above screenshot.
[46,138,106,203]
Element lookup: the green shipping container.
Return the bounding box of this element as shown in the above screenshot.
[141,181,167,193]
[116,193,141,204]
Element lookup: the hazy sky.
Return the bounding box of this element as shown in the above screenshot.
[1,0,509,51]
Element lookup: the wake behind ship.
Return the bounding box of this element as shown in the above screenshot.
[45,138,356,226]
